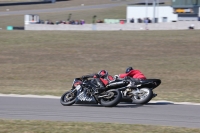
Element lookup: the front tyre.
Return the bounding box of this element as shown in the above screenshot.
[131,88,153,104]
[60,90,77,106]
[100,89,122,107]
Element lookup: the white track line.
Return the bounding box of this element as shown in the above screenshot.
[0,93,200,105]
[149,100,200,106]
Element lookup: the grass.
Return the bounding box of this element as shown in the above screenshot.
[0,119,200,133]
[0,0,133,12]
[0,30,200,103]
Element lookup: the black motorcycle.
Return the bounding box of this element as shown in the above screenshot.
[60,77,124,107]
[114,77,161,104]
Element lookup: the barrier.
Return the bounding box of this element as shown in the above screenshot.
[25,22,200,31]
[7,26,13,30]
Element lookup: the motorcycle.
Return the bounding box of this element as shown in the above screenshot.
[115,77,161,104]
[60,77,124,107]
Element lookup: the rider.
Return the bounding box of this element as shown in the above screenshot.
[118,67,146,88]
[82,70,114,93]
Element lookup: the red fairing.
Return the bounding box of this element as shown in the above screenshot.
[119,70,146,79]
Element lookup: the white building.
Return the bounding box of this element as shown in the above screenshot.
[127,0,200,23]
[127,5,178,23]
[24,14,40,25]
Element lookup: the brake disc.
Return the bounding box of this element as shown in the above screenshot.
[65,93,74,101]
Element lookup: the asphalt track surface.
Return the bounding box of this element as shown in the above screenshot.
[0,96,200,129]
[0,0,169,16]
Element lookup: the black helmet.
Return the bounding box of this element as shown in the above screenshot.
[125,67,133,73]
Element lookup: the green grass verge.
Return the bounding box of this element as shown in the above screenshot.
[0,119,200,133]
[0,30,200,103]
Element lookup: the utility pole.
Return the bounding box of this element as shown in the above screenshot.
[146,0,148,18]
[153,0,156,23]
[157,0,159,23]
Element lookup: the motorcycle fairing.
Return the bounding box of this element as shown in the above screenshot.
[139,79,161,89]
[75,87,98,104]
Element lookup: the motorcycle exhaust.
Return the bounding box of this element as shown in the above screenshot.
[106,81,125,88]
[118,86,127,91]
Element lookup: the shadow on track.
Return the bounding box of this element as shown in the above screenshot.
[64,102,174,108]
[72,104,142,108]
[115,102,174,108]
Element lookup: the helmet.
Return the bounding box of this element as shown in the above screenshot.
[125,67,133,73]
[98,70,108,78]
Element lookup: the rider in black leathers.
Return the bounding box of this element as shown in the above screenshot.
[82,70,113,93]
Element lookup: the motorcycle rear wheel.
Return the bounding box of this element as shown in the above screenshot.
[131,88,153,104]
[100,89,122,107]
[60,90,77,106]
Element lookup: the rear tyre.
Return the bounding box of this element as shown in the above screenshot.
[60,90,77,106]
[131,88,153,104]
[100,89,122,107]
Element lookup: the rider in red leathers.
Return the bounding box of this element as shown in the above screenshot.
[118,67,146,88]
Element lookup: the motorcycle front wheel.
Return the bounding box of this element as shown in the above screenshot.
[100,89,122,107]
[131,88,153,104]
[60,90,77,106]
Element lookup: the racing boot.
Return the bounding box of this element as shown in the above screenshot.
[153,93,157,98]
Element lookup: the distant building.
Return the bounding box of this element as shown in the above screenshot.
[24,14,40,25]
[172,0,200,21]
[126,0,200,23]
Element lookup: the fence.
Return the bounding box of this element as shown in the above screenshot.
[25,22,200,31]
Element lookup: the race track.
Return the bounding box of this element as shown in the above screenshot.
[0,96,200,128]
